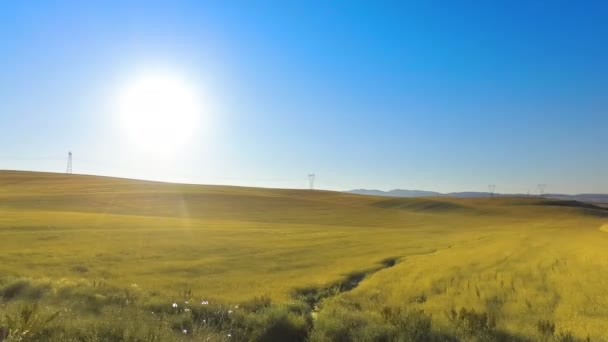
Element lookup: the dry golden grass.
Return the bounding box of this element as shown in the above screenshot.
[1,170,607,340]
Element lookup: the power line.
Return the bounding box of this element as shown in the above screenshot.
[0,156,64,161]
[537,184,546,197]
[308,173,315,190]
[488,184,496,198]
[66,151,72,174]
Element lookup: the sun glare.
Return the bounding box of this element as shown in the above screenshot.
[117,72,202,153]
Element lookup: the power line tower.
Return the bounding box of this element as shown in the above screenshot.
[66,151,73,174]
[537,184,546,197]
[308,173,315,190]
[488,185,496,198]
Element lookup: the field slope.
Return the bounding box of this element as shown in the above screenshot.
[1,170,608,341]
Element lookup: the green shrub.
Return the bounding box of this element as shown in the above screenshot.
[85,306,176,342]
[310,306,380,342]
[286,300,310,316]
[243,306,310,342]
[0,280,48,301]
[0,303,62,341]
[0,280,30,301]
[241,295,272,313]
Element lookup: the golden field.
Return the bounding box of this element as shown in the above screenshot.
[1,170,607,341]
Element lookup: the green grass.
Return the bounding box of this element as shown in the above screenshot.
[1,170,607,341]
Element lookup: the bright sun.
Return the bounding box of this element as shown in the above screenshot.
[117,72,201,153]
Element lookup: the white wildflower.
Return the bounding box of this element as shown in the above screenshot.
[228,310,233,314]
[227,333,232,337]
[185,300,189,304]
[201,300,209,305]
[184,308,191,312]
[172,303,178,308]
[183,329,188,334]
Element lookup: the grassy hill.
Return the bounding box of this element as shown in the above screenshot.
[1,170,607,341]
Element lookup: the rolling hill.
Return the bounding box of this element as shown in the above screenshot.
[1,170,608,340]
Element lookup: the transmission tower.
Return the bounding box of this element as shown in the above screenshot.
[308,173,315,190]
[488,185,496,198]
[66,151,72,174]
[537,184,546,197]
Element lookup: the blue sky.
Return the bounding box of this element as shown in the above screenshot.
[1,1,607,193]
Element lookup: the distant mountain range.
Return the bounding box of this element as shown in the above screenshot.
[346,189,608,203]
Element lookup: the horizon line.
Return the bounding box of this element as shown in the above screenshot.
[2,169,607,197]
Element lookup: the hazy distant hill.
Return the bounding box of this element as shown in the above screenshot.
[348,189,441,197]
[347,189,490,198]
[542,194,608,203]
[447,192,494,198]
[347,189,608,203]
